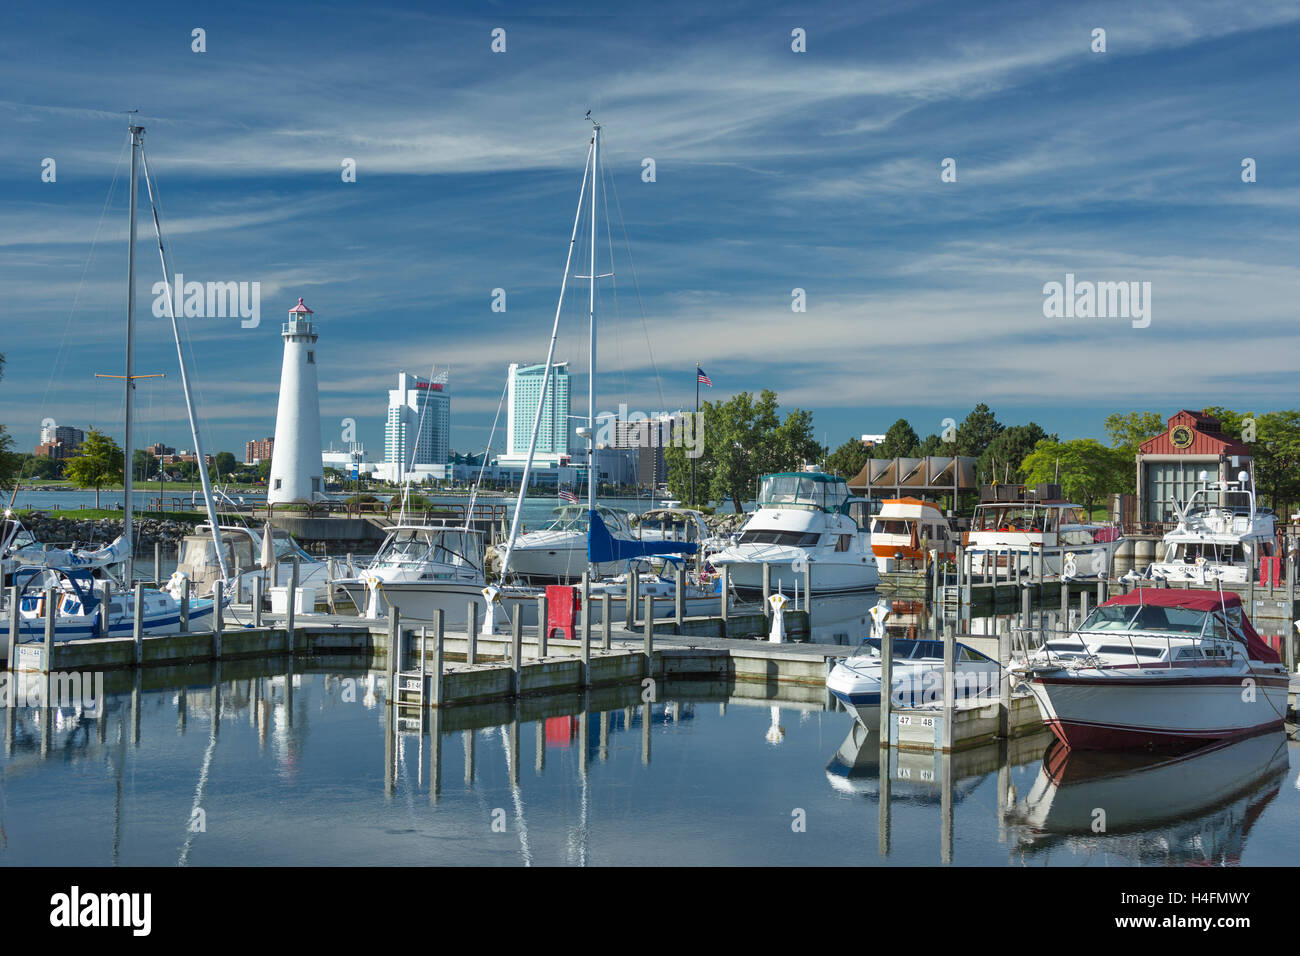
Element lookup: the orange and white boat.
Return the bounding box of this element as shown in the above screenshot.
[869,497,955,571]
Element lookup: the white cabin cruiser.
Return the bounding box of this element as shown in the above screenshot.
[869,497,955,571]
[492,505,636,584]
[709,472,878,594]
[1009,589,1289,750]
[967,485,1121,579]
[826,635,1002,727]
[1147,475,1276,585]
[335,525,488,624]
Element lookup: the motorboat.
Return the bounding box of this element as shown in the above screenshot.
[335,524,489,624]
[966,484,1121,579]
[869,497,955,571]
[492,505,637,584]
[826,635,1002,727]
[1147,473,1277,585]
[1009,589,1290,750]
[708,472,878,594]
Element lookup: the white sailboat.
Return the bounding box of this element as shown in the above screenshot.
[348,119,701,632]
[14,122,225,641]
[486,118,701,633]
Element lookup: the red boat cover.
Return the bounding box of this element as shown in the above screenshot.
[1101,589,1282,663]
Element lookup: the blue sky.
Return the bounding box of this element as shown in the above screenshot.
[2,0,1298,462]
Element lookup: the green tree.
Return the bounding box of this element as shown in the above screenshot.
[1103,410,1165,452]
[665,389,820,513]
[979,423,1054,484]
[214,451,238,478]
[878,418,920,459]
[1254,411,1300,515]
[824,437,870,480]
[21,454,63,481]
[64,429,124,508]
[916,433,946,456]
[0,354,19,491]
[132,448,158,482]
[1020,439,1129,515]
[0,427,18,492]
[956,403,1003,459]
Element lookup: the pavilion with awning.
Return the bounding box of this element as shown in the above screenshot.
[847,455,978,505]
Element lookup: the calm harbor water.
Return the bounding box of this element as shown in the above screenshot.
[9,490,686,528]
[3,646,1295,866]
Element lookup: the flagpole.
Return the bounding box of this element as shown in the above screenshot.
[691,364,699,508]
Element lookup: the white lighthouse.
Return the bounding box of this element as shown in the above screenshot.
[267,297,324,505]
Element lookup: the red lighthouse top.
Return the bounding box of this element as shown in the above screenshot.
[288,297,314,315]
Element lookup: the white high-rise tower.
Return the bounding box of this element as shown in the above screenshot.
[268,297,324,505]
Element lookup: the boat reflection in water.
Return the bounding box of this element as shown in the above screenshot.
[823,720,988,804]
[1006,730,1290,865]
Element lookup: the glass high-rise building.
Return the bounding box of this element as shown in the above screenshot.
[505,362,570,461]
[385,371,450,478]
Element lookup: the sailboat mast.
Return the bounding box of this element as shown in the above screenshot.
[139,145,229,583]
[123,123,143,585]
[496,137,594,582]
[587,123,599,516]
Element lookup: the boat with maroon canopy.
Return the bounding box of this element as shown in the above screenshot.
[1009,589,1289,751]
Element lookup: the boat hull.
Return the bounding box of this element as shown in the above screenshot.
[1024,666,1290,750]
[712,555,878,594]
[499,543,624,584]
[338,579,487,625]
[968,540,1117,579]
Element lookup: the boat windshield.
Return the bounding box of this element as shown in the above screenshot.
[872,520,913,536]
[638,512,697,538]
[1080,604,1208,636]
[1185,489,1254,517]
[738,529,822,547]
[1167,542,1248,564]
[270,530,313,561]
[548,506,589,531]
[853,637,947,660]
[758,474,849,512]
[545,505,628,533]
[379,529,483,569]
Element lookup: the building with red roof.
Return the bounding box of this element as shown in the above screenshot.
[1136,410,1252,525]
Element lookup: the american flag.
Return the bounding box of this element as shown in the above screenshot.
[558,489,579,503]
[697,367,713,387]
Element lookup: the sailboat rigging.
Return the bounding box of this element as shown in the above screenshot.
[11,120,225,639]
